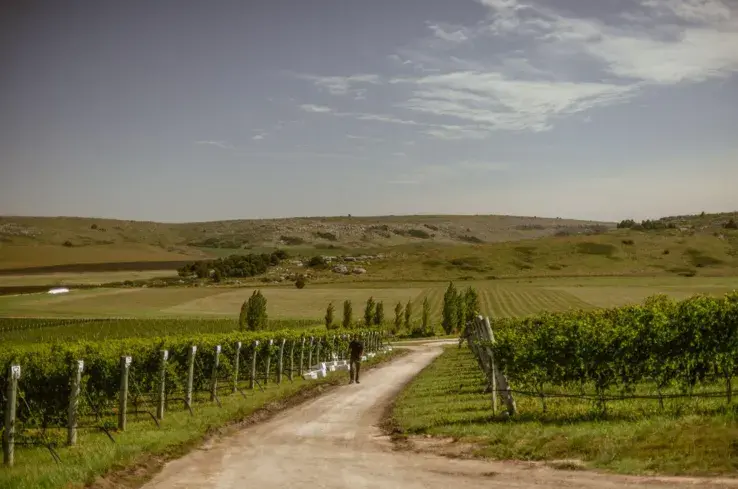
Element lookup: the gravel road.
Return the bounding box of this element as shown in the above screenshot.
[143,343,738,489]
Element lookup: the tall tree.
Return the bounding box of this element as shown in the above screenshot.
[325,302,335,330]
[342,300,353,328]
[374,301,385,325]
[442,282,459,335]
[239,299,249,331]
[421,297,431,335]
[394,302,403,333]
[364,297,376,326]
[404,300,413,330]
[463,286,480,327]
[245,290,268,331]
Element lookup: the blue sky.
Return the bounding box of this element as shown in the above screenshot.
[1,0,736,222]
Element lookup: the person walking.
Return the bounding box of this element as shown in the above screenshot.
[348,334,364,384]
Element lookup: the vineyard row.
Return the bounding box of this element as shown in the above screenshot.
[0,327,384,467]
[465,291,738,415]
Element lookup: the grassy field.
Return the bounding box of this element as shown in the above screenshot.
[0,348,405,489]
[0,270,177,287]
[1,277,736,320]
[391,347,738,476]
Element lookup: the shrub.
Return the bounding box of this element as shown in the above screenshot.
[280,235,305,246]
[575,242,616,257]
[407,229,431,239]
[315,231,338,241]
[458,235,484,244]
[62,240,73,247]
[622,239,635,246]
[724,218,738,230]
[307,255,327,268]
[295,274,306,289]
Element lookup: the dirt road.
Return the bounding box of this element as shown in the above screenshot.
[143,343,738,489]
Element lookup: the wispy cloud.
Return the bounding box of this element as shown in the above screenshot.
[195,140,234,149]
[252,134,265,141]
[295,74,381,98]
[294,0,738,139]
[300,104,333,113]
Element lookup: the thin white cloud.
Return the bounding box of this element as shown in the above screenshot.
[427,22,469,43]
[295,74,381,97]
[300,104,333,113]
[252,134,265,141]
[195,140,233,149]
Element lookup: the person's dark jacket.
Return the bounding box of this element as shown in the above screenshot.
[349,339,364,361]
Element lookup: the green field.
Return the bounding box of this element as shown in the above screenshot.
[392,347,738,476]
[2,277,736,321]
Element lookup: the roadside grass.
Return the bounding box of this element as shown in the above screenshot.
[391,347,738,476]
[0,348,407,489]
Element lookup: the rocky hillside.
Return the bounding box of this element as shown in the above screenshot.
[0,214,612,250]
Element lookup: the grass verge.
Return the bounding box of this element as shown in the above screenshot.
[388,346,738,477]
[0,348,408,489]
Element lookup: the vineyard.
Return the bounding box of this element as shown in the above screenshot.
[0,317,320,344]
[467,292,738,417]
[0,326,384,467]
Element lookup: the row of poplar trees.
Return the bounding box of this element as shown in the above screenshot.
[441,282,480,335]
[324,296,430,334]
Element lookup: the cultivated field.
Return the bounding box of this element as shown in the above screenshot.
[1,277,736,320]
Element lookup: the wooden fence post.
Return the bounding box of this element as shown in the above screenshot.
[264,339,273,386]
[277,338,285,384]
[288,339,295,381]
[210,345,221,402]
[233,342,242,393]
[3,365,20,467]
[157,350,168,420]
[118,356,131,431]
[483,316,516,416]
[250,341,259,390]
[307,337,314,370]
[185,346,196,411]
[68,360,84,446]
[299,337,306,375]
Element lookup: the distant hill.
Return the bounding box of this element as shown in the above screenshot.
[0,214,612,270]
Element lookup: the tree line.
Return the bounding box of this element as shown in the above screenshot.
[177,250,288,281]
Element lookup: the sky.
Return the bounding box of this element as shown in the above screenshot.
[1,0,737,223]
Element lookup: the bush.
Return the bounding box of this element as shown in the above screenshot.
[307,255,327,268]
[295,274,306,289]
[178,251,286,280]
[62,240,73,247]
[280,235,305,245]
[315,231,338,241]
[724,218,738,230]
[407,229,431,239]
[622,239,635,245]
